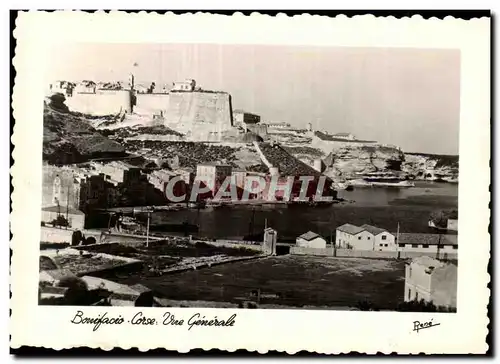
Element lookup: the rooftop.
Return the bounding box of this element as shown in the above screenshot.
[298,231,321,241]
[360,224,387,236]
[197,162,233,168]
[336,223,365,235]
[256,142,325,178]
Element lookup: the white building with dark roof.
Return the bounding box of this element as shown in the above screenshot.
[332,132,355,140]
[335,223,394,251]
[360,224,396,251]
[296,231,327,249]
[397,233,458,256]
[404,256,457,308]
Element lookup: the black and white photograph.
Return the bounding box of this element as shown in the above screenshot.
[39,42,460,312]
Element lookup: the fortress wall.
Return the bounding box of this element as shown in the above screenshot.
[135,94,170,116]
[164,92,233,132]
[66,90,132,115]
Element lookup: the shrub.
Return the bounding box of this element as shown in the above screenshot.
[71,230,84,246]
[397,299,456,312]
[51,215,69,228]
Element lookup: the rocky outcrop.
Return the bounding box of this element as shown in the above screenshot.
[322,144,405,179]
[43,95,126,165]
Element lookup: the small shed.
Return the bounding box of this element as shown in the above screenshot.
[296,231,327,249]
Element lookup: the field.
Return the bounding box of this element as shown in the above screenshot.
[111,255,407,310]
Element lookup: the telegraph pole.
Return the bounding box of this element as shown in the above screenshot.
[146,210,151,248]
[436,233,442,260]
[396,222,400,259]
[66,185,70,228]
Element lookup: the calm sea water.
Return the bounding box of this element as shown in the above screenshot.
[152,181,458,240]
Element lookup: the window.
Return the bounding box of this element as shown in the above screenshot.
[411,244,418,248]
[409,267,412,278]
[384,244,388,247]
[358,236,361,240]
[453,246,458,250]
[422,244,429,248]
[398,244,404,248]
[367,236,370,240]
[379,244,383,247]
[382,235,387,240]
[415,292,419,301]
[408,289,412,300]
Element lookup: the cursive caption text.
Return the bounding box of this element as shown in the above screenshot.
[70,311,236,332]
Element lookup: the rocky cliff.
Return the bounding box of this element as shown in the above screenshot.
[402,153,459,181]
[322,144,405,179]
[43,95,126,165]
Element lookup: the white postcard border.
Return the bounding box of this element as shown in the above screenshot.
[11,11,490,354]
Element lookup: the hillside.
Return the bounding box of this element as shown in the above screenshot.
[43,95,126,165]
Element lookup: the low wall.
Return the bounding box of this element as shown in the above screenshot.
[40,226,155,245]
[40,226,76,244]
[290,246,457,260]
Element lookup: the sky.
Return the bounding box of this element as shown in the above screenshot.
[47,43,460,154]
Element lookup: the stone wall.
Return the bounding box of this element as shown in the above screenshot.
[66,90,133,115]
[135,93,170,116]
[164,92,233,132]
[290,246,457,260]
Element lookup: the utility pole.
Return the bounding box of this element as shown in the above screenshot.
[66,185,70,228]
[436,233,442,260]
[146,210,151,248]
[396,222,400,259]
[330,230,334,256]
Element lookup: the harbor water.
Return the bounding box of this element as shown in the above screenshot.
[150,181,458,240]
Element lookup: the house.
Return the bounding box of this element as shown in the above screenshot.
[335,223,394,251]
[296,231,327,249]
[41,205,85,230]
[195,163,233,197]
[266,122,291,130]
[404,256,457,308]
[332,132,355,141]
[233,110,261,128]
[172,79,196,92]
[397,233,458,257]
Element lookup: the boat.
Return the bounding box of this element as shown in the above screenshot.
[350,172,415,188]
[428,220,448,231]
